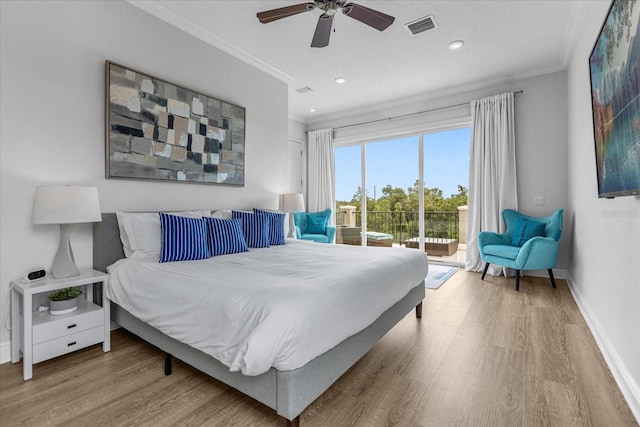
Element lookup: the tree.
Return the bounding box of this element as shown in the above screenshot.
[442,185,468,211]
[338,182,467,213]
[379,185,408,212]
[336,182,468,240]
[406,180,447,211]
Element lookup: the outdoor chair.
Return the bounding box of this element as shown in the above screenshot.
[336,226,361,245]
[478,209,563,291]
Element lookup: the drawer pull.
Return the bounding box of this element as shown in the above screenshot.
[67,324,77,329]
[67,341,77,347]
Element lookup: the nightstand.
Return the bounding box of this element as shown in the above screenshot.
[10,269,110,380]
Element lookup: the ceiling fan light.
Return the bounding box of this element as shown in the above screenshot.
[335,77,347,84]
[448,40,464,50]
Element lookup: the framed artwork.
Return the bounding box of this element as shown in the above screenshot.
[588,0,640,198]
[105,61,245,185]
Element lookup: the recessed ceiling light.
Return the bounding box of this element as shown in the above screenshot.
[334,77,347,84]
[309,109,315,112]
[448,40,464,50]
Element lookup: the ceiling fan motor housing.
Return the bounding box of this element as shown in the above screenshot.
[315,0,348,12]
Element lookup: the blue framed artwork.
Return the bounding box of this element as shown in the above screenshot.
[588,0,640,198]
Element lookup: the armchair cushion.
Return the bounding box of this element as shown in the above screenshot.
[306,214,329,234]
[511,217,546,247]
[300,232,330,243]
[483,244,520,260]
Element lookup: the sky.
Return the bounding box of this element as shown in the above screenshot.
[335,127,471,202]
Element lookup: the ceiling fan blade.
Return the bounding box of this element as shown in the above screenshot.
[311,14,334,48]
[342,3,395,31]
[257,3,315,24]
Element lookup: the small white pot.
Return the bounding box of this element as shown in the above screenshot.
[49,297,79,316]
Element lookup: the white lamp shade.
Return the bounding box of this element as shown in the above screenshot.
[281,193,305,213]
[32,185,102,224]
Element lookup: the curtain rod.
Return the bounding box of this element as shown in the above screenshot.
[307,90,523,133]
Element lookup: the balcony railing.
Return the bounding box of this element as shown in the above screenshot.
[335,210,459,244]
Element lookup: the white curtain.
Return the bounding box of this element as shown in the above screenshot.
[465,92,518,275]
[307,128,335,216]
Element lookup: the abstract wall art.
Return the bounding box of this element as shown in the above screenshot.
[105,61,245,185]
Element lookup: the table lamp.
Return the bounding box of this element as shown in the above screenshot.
[281,193,305,238]
[32,185,102,279]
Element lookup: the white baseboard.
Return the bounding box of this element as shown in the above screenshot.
[0,340,11,365]
[524,268,567,279]
[566,275,640,423]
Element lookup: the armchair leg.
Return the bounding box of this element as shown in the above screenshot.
[481,263,490,280]
[515,270,521,291]
[548,269,557,288]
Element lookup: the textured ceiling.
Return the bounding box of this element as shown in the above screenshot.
[129,1,592,124]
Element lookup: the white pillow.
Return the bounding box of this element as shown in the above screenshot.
[210,209,232,219]
[116,210,210,258]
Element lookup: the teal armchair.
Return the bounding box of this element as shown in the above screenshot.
[293,209,335,244]
[478,209,563,291]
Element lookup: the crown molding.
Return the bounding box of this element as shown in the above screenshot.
[305,65,567,127]
[560,1,590,68]
[126,0,296,84]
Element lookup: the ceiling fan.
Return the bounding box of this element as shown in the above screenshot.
[256,1,395,48]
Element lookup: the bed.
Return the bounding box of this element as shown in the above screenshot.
[93,212,427,426]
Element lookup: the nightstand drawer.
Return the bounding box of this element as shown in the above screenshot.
[33,326,104,364]
[32,303,104,344]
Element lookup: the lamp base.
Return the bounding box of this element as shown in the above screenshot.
[287,214,296,238]
[52,224,80,279]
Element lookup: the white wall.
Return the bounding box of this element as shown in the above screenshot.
[567,3,640,419]
[0,1,289,357]
[288,119,307,143]
[309,71,570,273]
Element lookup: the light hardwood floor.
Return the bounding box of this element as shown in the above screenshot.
[1,271,637,426]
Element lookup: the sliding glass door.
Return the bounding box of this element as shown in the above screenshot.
[334,145,362,245]
[422,128,471,264]
[364,136,418,248]
[335,126,470,264]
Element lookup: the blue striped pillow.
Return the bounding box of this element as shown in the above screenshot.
[253,208,286,245]
[232,211,270,248]
[159,213,209,262]
[204,217,248,256]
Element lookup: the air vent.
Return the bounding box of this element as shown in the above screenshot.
[295,86,314,94]
[405,15,437,36]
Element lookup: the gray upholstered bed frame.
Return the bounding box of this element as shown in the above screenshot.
[93,213,425,426]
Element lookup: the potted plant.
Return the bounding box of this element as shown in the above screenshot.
[48,287,83,315]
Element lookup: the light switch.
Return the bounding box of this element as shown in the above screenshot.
[533,196,545,206]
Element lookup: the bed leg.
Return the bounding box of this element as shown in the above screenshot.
[415,302,423,319]
[284,416,300,427]
[165,353,173,376]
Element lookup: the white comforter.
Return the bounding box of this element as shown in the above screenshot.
[106,239,428,376]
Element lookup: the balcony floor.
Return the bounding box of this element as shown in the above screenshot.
[394,243,467,267]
